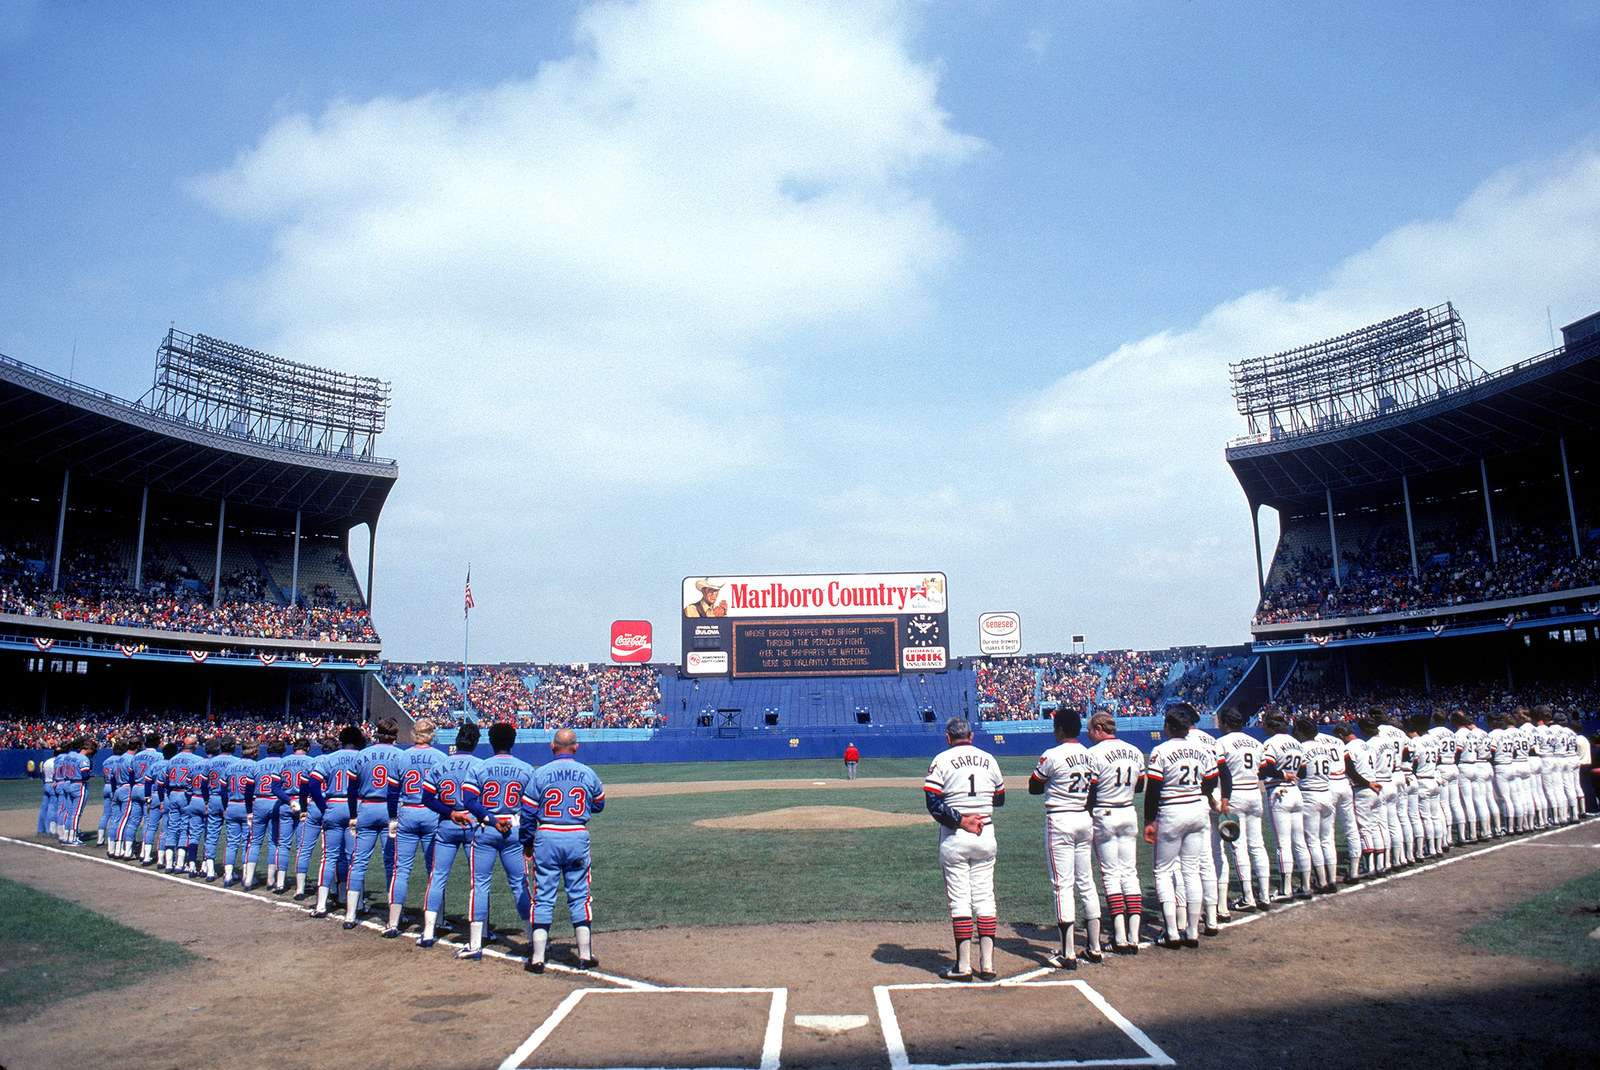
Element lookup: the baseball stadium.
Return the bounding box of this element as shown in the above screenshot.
[2,300,1598,1070]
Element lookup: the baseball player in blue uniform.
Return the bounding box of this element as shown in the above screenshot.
[384,719,446,938]
[291,736,339,899]
[199,738,232,880]
[56,738,94,846]
[526,727,606,973]
[308,726,365,918]
[278,738,318,897]
[122,732,161,861]
[456,722,537,960]
[37,748,60,836]
[100,740,128,851]
[157,740,192,870]
[418,722,482,948]
[247,739,291,891]
[343,719,403,928]
[220,738,254,886]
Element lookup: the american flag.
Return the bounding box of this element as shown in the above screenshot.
[465,569,475,617]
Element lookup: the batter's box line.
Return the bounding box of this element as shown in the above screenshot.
[498,986,788,1070]
[0,835,655,990]
[873,979,1175,1070]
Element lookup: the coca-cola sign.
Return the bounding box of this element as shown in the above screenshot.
[610,620,653,663]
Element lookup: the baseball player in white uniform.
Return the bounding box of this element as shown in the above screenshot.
[1086,710,1145,953]
[1215,707,1270,911]
[1340,720,1388,877]
[1372,716,1410,866]
[1292,717,1339,893]
[1488,713,1522,834]
[1180,710,1229,923]
[1428,711,1462,847]
[1325,723,1361,882]
[1404,715,1443,857]
[924,717,1006,981]
[1030,709,1102,968]
[1453,709,1496,839]
[1143,705,1224,948]
[1260,710,1310,900]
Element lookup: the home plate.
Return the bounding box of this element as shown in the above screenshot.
[795,1014,869,1035]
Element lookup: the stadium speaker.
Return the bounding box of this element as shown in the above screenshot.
[856,711,871,725]
[765,712,779,726]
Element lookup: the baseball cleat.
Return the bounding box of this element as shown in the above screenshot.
[416,937,436,949]
[1294,890,1314,901]
[1215,912,1232,923]
[1230,897,1257,913]
[292,891,309,901]
[1044,953,1077,970]
[1083,947,1103,964]
[381,928,400,939]
[1110,942,1138,956]
[525,958,545,974]
[342,920,359,930]
[575,957,600,970]
[974,969,997,982]
[1181,937,1201,949]
[455,947,482,961]
[1157,938,1183,950]
[1202,924,1221,937]
[938,967,973,981]
[309,908,328,918]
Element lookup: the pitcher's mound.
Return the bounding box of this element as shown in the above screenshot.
[694,805,931,830]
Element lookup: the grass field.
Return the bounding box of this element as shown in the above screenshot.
[1464,863,1600,972]
[0,876,194,1018]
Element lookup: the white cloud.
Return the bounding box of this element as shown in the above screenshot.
[192,0,978,492]
[997,147,1600,650]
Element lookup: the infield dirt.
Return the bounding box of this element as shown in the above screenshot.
[3,785,1598,1070]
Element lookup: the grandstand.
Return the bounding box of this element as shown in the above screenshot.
[0,328,397,756]
[1228,303,1600,713]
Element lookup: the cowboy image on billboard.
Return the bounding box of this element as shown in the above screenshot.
[684,578,729,617]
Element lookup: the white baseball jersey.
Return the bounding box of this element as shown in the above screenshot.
[1145,738,1215,807]
[1299,734,1342,792]
[1410,733,1439,779]
[1429,726,1459,766]
[1033,741,1093,812]
[1371,730,1401,782]
[1217,731,1265,791]
[1260,733,1305,787]
[1345,736,1379,786]
[1323,733,1350,782]
[1086,737,1144,808]
[1488,727,1517,767]
[925,743,1005,818]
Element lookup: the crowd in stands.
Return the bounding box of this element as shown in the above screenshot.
[0,691,364,751]
[1261,678,1600,729]
[975,649,1247,721]
[0,535,377,644]
[1256,519,1600,625]
[975,659,1037,718]
[382,661,663,730]
[1033,653,1100,712]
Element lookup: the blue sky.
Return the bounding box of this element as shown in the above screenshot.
[3,0,1598,662]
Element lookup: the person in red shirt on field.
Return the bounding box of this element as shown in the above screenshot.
[844,743,859,780]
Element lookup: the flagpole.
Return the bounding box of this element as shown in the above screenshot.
[463,565,473,723]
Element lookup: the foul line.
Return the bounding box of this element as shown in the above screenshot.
[498,987,788,1070]
[874,979,1174,1070]
[0,834,653,990]
[1215,821,1595,932]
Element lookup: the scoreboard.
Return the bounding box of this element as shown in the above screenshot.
[682,572,948,678]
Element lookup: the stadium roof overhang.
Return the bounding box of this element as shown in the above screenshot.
[0,356,397,526]
[1224,334,1600,511]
